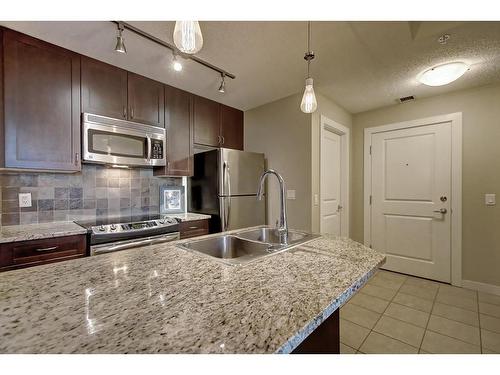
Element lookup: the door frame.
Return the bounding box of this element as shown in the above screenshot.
[363,112,462,286]
[319,115,350,237]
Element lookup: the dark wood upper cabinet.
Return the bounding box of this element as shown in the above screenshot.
[127,73,165,127]
[154,85,193,177]
[220,104,244,150]
[81,56,128,120]
[2,30,81,171]
[193,95,221,147]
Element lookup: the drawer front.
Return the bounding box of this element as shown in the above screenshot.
[0,235,86,271]
[179,219,209,239]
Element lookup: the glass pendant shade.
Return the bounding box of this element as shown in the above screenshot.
[300,78,317,113]
[173,21,203,54]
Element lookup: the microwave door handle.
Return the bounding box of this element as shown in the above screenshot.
[146,136,152,161]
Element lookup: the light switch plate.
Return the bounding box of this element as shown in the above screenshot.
[286,189,296,200]
[485,193,496,206]
[19,192,32,208]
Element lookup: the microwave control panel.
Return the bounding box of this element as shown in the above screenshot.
[151,139,164,159]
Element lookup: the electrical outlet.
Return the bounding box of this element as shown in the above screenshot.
[19,193,32,208]
[485,193,496,206]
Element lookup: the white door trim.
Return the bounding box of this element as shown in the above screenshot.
[363,112,462,286]
[320,115,350,237]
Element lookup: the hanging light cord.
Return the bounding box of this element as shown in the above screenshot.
[304,21,315,79]
[307,21,311,78]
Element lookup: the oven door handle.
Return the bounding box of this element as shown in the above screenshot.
[91,233,179,255]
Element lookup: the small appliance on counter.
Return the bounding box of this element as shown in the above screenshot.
[75,215,179,256]
[188,148,266,233]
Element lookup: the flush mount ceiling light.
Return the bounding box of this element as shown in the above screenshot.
[418,62,469,86]
[114,23,127,54]
[300,21,318,114]
[218,73,226,93]
[173,21,203,54]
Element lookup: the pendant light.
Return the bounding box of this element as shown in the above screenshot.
[114,23,127,54]
[300,21,317,113]
[173,21,203,54]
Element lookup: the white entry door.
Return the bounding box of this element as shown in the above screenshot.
[321,129,342,235]
[370,122,452,282]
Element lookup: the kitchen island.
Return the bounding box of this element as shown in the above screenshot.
[0,228,385,353]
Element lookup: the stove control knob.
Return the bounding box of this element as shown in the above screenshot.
[159,219,165,224]
[110,224,117,231]
[98,225,106,232]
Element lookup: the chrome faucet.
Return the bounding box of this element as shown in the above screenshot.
[257,169,288,242]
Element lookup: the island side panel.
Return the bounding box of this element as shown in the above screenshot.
[291,309,340,354]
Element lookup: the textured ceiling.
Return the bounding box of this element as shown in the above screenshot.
[1,21,499,113]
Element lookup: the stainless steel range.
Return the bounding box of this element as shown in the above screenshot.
[75,216,180,256]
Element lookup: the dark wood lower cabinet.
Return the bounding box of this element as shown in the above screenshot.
[179,219,209,239]
[0,235,86,272]
[291,309,340,354]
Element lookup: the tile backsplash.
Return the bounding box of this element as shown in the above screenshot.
[0,165,181,226]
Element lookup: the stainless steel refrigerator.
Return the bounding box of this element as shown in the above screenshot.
[187,148,266,233]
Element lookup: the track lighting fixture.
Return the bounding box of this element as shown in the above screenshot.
[114,23,127,54]
[218,73,226,93]
[110,21,235,93]
[300,21,317,114]
[172,54,183,72]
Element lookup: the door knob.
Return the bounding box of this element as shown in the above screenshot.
[433,208,447,214]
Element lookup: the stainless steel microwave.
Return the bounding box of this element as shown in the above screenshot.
[82,113,166,167]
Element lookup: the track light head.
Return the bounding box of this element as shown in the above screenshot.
[172,54,183,72]
[218,74,226,93]
[114,23,127,54]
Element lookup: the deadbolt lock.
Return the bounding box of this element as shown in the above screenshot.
[440,196,447,202]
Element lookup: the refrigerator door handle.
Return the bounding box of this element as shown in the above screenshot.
[223,161,231,231]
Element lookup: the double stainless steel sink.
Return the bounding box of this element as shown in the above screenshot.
[177,226,320,265]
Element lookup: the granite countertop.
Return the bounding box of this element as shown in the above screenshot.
[0,229,385,353]
[163,212,211,222]
[0,221,87,244]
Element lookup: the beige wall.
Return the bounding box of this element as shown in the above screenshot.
[244,91,351,232]
[244,93,312,231]
[311,93,352,233]
[352,83,500,287]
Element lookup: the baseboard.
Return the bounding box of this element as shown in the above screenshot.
[462,279,500,296]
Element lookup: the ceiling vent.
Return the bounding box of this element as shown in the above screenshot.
[398,95,415,104]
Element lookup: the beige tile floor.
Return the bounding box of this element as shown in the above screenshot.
[340,270,500,354]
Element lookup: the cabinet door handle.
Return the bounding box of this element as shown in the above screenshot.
[221,135,225,145]
[35,246,58,252]
[74,152,79,166]
[130,107,134,119]
[123,106,127,118]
